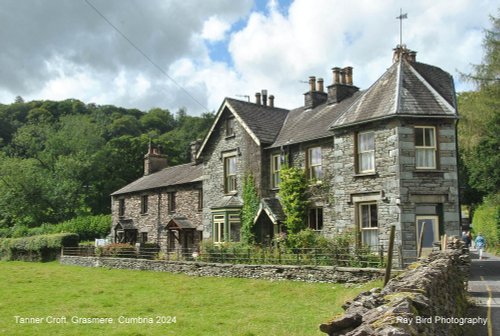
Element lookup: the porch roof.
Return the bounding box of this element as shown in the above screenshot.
[254,197,285,225]
[166,217,196,230]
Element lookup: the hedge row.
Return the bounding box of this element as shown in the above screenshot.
[0,233,79,262]
[0,215,111,241]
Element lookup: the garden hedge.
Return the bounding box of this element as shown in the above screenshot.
[0,233,79,262]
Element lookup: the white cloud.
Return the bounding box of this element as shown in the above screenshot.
[201,16,231,42]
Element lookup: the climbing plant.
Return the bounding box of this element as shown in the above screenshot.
[241,174,260,244]
[278,165,309,234]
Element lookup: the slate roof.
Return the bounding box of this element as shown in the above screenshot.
[255,197,286,223]
[166,217,197,230]
[225,98,289,145]
[111,163,202,196]
[269,91,362,148]
[330,59,457,130]
[210,195,243,209]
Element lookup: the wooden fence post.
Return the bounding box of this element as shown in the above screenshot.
[384,225,396,286]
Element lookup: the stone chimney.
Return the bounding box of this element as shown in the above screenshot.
[392,45,417,63]
[190,139,202,164]
[304,76,328,109]
[269,95,275,108]
[144,144,168,175]
[255,92,261,105]
[327,66,359,104]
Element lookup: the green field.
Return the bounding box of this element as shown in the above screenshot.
[0,261,381,336]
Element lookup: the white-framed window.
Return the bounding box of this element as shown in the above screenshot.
[359,202,378,247]
[357,131,375,173]
[271,153,281,189]
[213,215,225,243]
[308,207,323,231]
[307,147,322,180]
[226,117,235,136]
[224,156,237,193]
[415,126,436,169]
[229,214,241,242]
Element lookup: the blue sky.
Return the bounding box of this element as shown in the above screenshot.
[0,0,497,114]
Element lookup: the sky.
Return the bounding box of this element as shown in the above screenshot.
[0,0,497,115]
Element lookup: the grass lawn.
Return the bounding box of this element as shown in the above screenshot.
[0,261,382,336]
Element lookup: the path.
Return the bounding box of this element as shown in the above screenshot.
[467,249,500,335]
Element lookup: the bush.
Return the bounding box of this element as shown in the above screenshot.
[100,243,136,258]
[0,233,79,262]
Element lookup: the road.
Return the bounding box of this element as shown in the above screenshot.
[467,249,500,335]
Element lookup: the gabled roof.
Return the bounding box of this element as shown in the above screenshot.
[111,163,202,196]
[330,59,457,130]
[166,217,197,230]
[254,198,285,225]
[196,98,289,159]
[270,91,362,148]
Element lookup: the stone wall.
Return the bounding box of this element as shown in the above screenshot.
[60,255,385,283]
[319,238,470,336]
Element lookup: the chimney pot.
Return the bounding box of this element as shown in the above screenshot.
[332,67,341,85]
[408,51,417,62]
[339,70,346,85]
[269,95,275,108]
[262,89,268,106]
[255,92,261,105]
[309,76,316,92]
[344,67,353,86]
[317,78,324,92]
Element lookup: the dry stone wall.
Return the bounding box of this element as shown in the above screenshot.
[59,255,385,283]
[319,237,470,336]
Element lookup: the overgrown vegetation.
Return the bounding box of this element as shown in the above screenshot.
[0,233,78,261]
[470,194,500,253]
[200,230,384,268]
[278,165,309,233]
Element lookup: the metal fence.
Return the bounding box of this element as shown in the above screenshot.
[62,244,387,268]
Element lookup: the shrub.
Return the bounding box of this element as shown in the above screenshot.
[101,243,136,258]
[278,166,309,233]
[0,233,79,262]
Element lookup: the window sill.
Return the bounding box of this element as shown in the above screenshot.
[225,134,236,140]
[140,213,148,216]
[353,172,377,178]
[270,188,280,191]
[224,191,238,196]
[413,169,445,175]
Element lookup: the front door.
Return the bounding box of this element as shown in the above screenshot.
[416,216,439,256]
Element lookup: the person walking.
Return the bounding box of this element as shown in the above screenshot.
[475,233,486,260]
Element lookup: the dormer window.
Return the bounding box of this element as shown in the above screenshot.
[226,117,235,137]
[415,126,436,169]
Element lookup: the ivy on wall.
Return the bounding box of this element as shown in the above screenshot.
[278,166,309,234]
[241,174,259,244]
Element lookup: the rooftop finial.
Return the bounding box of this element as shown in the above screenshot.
[396,9,408,47]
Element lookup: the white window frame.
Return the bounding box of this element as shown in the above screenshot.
[270,153,281,189]
[307,147,322,180]
[415,126,437,169]
[224,156,237,193]
[213,215,225,243]
[357,131,375,173]
[359,202,378,247]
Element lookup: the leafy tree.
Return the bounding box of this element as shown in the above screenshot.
[459,13,500,203]
[140,108,175,133]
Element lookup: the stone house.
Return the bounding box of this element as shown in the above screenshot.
[110,144,203,252]
[111,45,460,264]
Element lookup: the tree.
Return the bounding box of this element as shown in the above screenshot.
[459,13,500,203]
